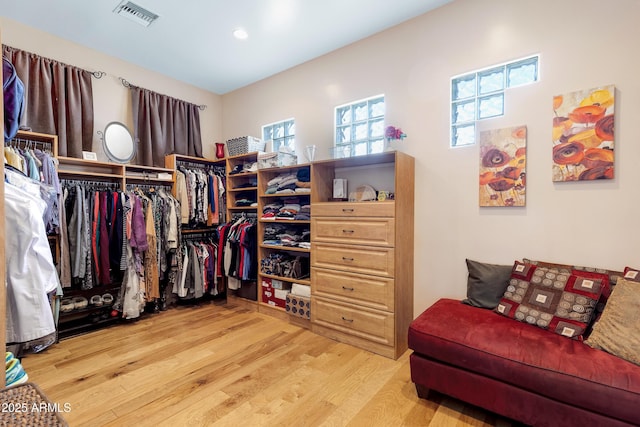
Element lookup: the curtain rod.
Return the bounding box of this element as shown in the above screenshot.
[119,77,207,110]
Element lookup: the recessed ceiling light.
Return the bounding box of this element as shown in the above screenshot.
[233,28,249,40]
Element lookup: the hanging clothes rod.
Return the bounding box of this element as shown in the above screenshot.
[126,183,172,190]
[6,137,53,152]
[60,179,121,189]
[181,230,218,240]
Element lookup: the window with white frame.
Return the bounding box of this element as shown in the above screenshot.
[262,118,295,152]
[334,95,385,157]
[451,55,539,147]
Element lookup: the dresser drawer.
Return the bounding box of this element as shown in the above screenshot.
[312,297,394,346]
[311,217,395,247]
[312,267,394,311]
[312,201,394,218]
[311,242,394,277]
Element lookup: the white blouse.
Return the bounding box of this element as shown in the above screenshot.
[5,181,57,343]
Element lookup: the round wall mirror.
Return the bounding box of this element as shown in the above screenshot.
[100,121,136,163]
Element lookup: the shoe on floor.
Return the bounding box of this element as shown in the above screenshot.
[6,358,28,387]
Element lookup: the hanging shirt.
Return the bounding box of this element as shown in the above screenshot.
[5,183,57,343]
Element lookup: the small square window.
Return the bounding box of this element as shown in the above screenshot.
[507,57,538,87]
[452,100,476,124]
[262,118,295,152]
[478,67,504,94]
[452,124,475,147]
[452,74,476,100]
[478,94,504,119]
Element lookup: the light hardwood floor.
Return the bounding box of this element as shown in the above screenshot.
[21,301,516,427]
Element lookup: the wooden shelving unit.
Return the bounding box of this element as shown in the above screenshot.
[310,151,414,359]
[256,163,312,322]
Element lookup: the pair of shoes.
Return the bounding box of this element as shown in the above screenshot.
[60,299,75,312]
[72,296,88,309]
[90,293,115,307]
[229,164,244,175]
[102,293,114,305]
[243,162,258,172]
[6,354,28,387]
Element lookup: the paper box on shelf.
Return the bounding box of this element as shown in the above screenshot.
[258,152,278,169]
[286,294,311,319]
[261,278,290,308]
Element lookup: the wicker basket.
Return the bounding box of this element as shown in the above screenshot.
[226,136,265,156]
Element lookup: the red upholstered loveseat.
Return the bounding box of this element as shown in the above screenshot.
[408,298,640,427]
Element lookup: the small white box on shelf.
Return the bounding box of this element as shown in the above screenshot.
[333,179,348,198]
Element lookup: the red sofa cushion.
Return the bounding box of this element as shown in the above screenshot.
[408,298,640,425]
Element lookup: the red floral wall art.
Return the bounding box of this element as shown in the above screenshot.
[479,126,527,207]
[552,85,614,182]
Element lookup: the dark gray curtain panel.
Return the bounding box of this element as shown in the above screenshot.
[3,45,94,158]
[130,86,202,167]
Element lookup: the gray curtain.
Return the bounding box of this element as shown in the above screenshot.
[3,45,94,158]
[130,86,202,167]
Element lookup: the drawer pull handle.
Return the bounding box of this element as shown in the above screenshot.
[342,229,354,234]
[342,208,354,213]
[342,257,354,262]
[342,286,355,291]
[341,316,354,323]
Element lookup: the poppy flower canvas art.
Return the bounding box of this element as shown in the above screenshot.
[479,126,527,207]
[552,85,615,182]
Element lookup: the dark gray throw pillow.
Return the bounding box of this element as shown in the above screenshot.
[462,259,512,309]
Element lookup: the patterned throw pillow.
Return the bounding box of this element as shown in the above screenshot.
[523,258,623,314]
[496,261,609,339]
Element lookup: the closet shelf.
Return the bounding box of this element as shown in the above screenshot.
[57,170,123,179]
[230,187,258,192]
[259,192,311,198]
[259,273,310,286]
[228,172,257,178]
[259,219,310,224]
[58,304,115,321]
[57,156,122,168]
[124,164,174,173]
[228,206,257,211]
[260,244,310,253]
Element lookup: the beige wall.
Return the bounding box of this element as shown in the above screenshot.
[222,0,640,316]
[0,17,223,160]
[4,0,640,319]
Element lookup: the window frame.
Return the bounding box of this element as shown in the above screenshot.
[334,94,386,157]
[450,55,539,148]
[262,118,296,152]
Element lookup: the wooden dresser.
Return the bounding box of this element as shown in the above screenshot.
[310,151,414,359]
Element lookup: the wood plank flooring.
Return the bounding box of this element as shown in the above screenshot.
[20,301,516,426]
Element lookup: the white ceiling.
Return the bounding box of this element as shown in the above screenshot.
[0,0,452,94]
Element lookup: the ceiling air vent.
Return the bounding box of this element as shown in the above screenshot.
[113,1,159,27]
